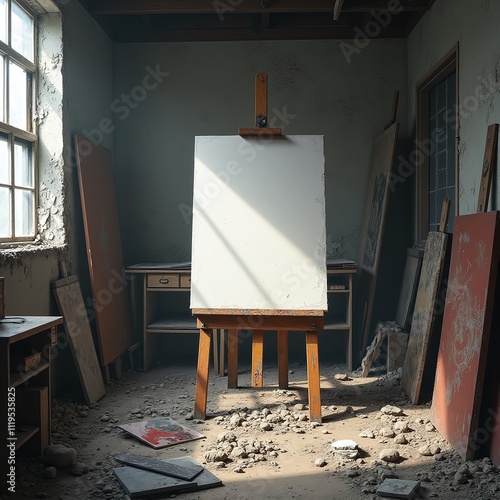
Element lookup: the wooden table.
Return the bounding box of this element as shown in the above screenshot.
[0,316,62,494]
[126,263,226,374]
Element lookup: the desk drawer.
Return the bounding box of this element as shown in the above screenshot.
[147,274,180,288]
[180,275,191,288]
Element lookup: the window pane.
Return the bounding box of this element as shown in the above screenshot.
[8,61,27,129]
[0,136,8,184]
[0,0,6,44]
[0,55,4,121]
[14,141,32,187]
[11,2,34,61]
[0,186,11,237]
[14,188,34,236]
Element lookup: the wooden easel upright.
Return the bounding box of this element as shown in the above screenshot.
[193,74,325,423]
[238,73,282,137]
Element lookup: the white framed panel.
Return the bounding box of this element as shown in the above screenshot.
[190,135,327,311]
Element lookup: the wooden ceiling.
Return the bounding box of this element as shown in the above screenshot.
[81,0,436,43]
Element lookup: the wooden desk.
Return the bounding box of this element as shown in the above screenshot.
[126,263,225,373]
[0,316,62,494]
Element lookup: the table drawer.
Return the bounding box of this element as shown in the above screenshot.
[180,275,191,288]
[147,274,180,288]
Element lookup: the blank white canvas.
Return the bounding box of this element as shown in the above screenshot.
[190,135,327,311]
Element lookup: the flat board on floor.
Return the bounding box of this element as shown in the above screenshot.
[430,211,500,460]
[401,233,449,404]
[52,277,106,405]
[191,135,327,311]
[115,453,203,481]
[74,136,133,366]
[114,456,222,498]
[118,417,205,449]
[376,478,420,499]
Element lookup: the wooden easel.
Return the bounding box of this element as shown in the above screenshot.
[193,74,325,423]
[193,309,324,423]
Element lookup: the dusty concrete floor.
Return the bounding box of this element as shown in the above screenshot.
[3,363,500,500]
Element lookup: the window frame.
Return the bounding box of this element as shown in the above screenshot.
[415,44,459,240]
[0,0,37,244]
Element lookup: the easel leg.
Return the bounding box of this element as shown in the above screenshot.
[252,330,264,387]
[306,331,322,423]
[277,330,289,389]
[213,329,220,375]
[194,327,212,420]
[220,329,226,376]
[227,328,239,388]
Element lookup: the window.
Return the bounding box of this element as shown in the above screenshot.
[428,70,456,232]
[416,46,458,239]
[0,0,36,242]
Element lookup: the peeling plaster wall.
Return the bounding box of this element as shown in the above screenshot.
[408,0,500,215]
[114,40,408,267]
[0,1,114,394]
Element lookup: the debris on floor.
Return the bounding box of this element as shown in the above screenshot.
[7,364,500,499]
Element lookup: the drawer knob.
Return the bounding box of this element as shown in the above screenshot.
[159,278,169,284]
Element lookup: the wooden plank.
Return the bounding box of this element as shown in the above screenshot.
[193,308,323,317]
[212,329,220,375]
[384,90,400,130]
[196,313,323,331]
[360,327,387,378]
[194,328,212,420]
[114,355,123,379]
[255,73,268,127]
[227,329,238,389]
[74,135,133,366]
[219,330,226,377]
[358,122,400,352]
[92,0,430,15]
[430,211,500,460]
[395,247,425,331]
[52,279,106,405]
[477,123,499,212]
[251,330,264,387]
[238,127,282,137]
[439,198,451,232]
[115,453,203,481]
[277,330,289,389]
[333,0,344,20]
[306,331,321,423]
[402,233,449,404]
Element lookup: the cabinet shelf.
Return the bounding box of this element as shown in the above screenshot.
[324,321,350,330]
[10,361,49,388]
[1,316,62,493]
[147,316,197,332]
[15,425,39,450]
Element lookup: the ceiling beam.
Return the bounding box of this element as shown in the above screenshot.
[90,0,431,15]
[113,25,406,43]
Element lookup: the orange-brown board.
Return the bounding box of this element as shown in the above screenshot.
[74,136,133,366]
[430,211,500,460]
